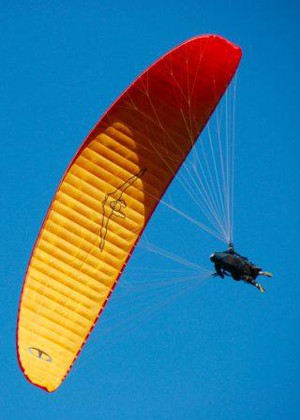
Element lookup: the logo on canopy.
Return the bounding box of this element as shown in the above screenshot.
[99,169,146,251]
[28,347,52,362]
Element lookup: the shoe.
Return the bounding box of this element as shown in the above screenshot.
[264,272,273,278]
[258,284,265,293]
[259,271,273,278]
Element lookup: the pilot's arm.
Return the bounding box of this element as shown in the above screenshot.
[215,263,225,279]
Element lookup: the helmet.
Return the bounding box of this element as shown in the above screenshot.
[210,253,216,262]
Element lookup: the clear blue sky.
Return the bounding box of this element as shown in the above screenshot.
[1,1,299,419]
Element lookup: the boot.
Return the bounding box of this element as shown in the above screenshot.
[256,283,265,293]
[259,271,273,278]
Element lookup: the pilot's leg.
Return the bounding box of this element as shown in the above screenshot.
[259,271,273,278]
[244,276,265,293]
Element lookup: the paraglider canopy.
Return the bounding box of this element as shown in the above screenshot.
[17,34,242,392]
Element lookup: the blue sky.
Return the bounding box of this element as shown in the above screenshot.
[1,1,299,419]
